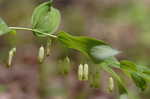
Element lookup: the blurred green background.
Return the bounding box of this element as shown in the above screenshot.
[0,0,150,99]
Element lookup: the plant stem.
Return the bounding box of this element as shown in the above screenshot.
[38,63,50,99]
[9,27,58,39]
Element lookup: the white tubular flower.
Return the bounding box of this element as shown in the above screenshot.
[38,46,45,63]
[7,47,16,67]
[108,77,114,92]
[8,51,13,67]
[78,64,83,81]
[83,64,89,80]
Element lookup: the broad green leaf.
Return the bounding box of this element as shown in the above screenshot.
[0,18,10,36]
[137,66,150,75]
[91,45,120,60]
[101,63,127,94]
[58,31,120,63]
[131,72,147,91]
[120,60,148,91]
[140,73,150,82]
[103,57,120,68]
[120,60,150,75]
[31,1,61,37]
[120,60,137,72]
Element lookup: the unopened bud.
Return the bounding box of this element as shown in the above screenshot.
[78,64,83,81]
[59,56,70,75]
[38,46,45,63]
[108,77,114,92]
[12,47,16,54]
[7,47,16,67]
[89,66,100,88]
[65,56,70,63]
[83,64,88,80]
[46,40,51,56]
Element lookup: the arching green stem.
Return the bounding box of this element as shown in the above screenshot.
[9,27,58,39]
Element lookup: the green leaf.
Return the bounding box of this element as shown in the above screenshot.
[103,57,120,68]
[137,66,150,75]
[58,31,120,63]
[140,73,150,82]
[91,45,120,60]
[0,18,10,36]
[120,60,137,72]
[31,1,61,37]
[131,72,147,91]
[120,60,150,75]
[120,60,148,91]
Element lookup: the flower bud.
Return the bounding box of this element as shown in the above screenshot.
[65,56,70,63]
[78,64,83,81]
[83,64,88,80]
[7,47,16,67]
[108,77,114,92]
[46,40,51,56]
[38,46,45,63]
[59,56,71,75]
[12,47,16,55]
[89,66,100,88]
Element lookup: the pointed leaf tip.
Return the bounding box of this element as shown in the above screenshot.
[0,18,10,36]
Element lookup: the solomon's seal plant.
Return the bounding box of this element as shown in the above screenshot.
[0,0,150,98]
